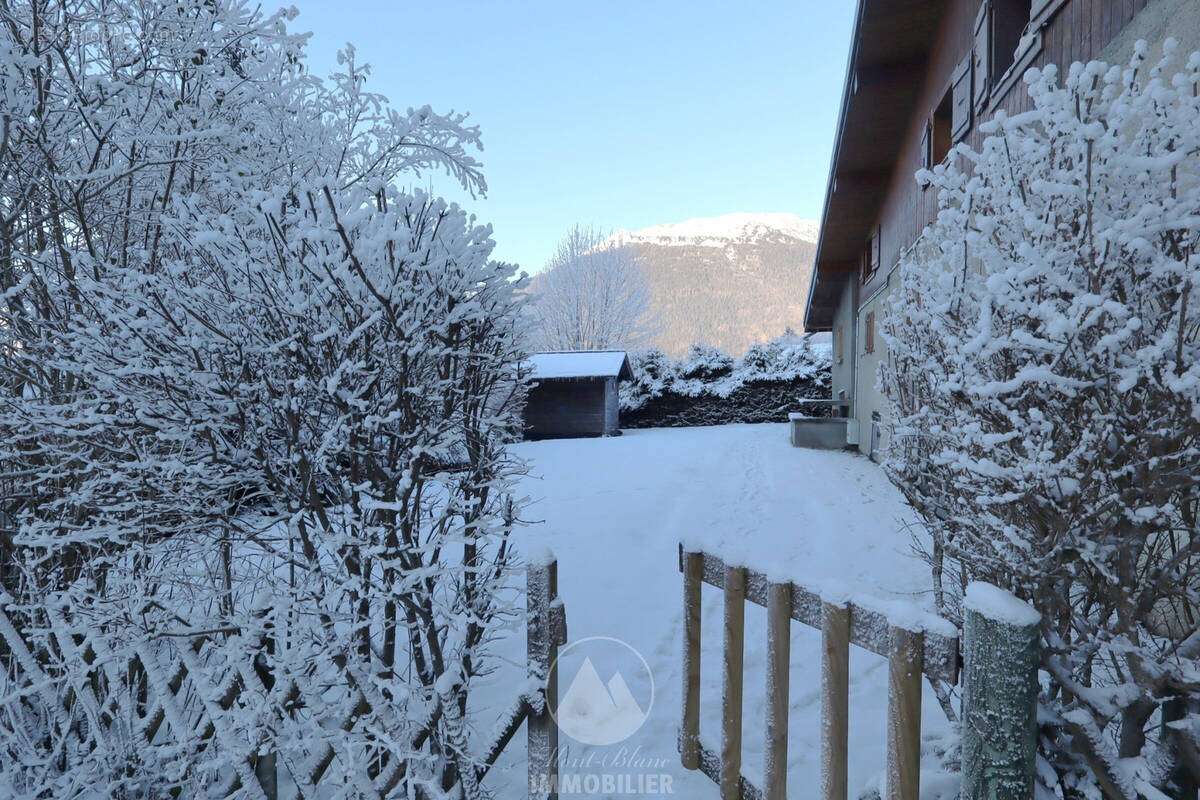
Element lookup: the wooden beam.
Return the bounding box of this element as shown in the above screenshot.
[886,627,923,800]
[528,557,560,800]
[681,552,702,771]
[687,550,958,683]
[695,741,765,800]
[721,566,746,800]
[764,582,791,800]
[960,588,1041,800]
[477,698,531,781]
[821,602,850,800]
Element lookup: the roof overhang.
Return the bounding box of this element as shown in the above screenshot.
[804,0,946,331]
[528,351,634,382]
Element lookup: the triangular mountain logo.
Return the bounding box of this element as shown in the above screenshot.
[553,644,652,745]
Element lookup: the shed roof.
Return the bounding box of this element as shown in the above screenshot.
[528,351,633,381]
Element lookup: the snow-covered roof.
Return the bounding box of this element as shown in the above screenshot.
[528,351,633,381]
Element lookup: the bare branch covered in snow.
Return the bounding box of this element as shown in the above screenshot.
[881,40,1200,797]
[527,225,660,351]
[0,2,527,797]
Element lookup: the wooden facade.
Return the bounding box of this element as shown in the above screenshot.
[801,0,1188,454]
[807,0,1153,332]
[523,351,633,440]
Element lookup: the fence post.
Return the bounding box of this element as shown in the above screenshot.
[681,551,702,771]
[821,601,850,800]
[961,582,1041,800]
[528,554,560,800]
[721,565,746,800]
[764,581,791,800]
[886,626,923,800]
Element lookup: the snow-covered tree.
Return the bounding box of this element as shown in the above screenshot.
[881,42,1200,797]
[0,2,525,797]
[622,348,681,410]
[528,225,658,351]
[680,344,735,381]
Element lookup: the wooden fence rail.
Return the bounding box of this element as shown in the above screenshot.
[678,546,960,800]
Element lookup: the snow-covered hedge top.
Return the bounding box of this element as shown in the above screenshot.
[621,332,831,410]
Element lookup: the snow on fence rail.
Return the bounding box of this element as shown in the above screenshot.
[677,547,1043,800]
[677,546,960,800]
[0,553,566,800]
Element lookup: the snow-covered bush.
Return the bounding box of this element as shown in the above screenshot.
[623,348,682,410]
[733,330,832,388]
[679,344,735,381]
[0,3,524,797]
[621,334,831,427]
[882,42,1200,797]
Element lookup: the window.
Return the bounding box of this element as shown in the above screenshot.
[872,227,881,275]
[864,311,875,354]
[973,4,990,112]
[951,56,972,141]
[974,0,1034,111]
[862,226,881,283]
[922,86,954,174]
[931,88,953,165]
[992,0,1033,78]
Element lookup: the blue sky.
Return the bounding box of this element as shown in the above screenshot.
[297,0,856,274]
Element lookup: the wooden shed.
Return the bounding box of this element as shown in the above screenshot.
[523,351,634,440]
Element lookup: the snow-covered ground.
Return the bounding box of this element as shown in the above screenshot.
[475,424,955,799]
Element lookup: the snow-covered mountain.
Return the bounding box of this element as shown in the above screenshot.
[613,213,819,356]
[606,212,819,250]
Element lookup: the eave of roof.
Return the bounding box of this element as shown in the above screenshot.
[804,0,946,331]
[528,351,634,381]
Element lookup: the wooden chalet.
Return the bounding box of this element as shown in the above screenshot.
[803,0,1200,457]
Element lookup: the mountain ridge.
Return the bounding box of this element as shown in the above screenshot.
[605,212,819,250]
[621,212,819,356]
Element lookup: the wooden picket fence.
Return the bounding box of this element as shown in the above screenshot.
[678,547,961,800]
[0,553,566,800]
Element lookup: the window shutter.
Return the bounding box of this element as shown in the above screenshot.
[865,312,875,354]
[973,1,991,114]
[870,226,881,275]
[920,121,932,170]
[951,56,972,142]
[837,325,844,362]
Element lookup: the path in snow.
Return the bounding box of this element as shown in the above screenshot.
[474,424,954,799]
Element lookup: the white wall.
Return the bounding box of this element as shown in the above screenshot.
[830,276,857,425]
[852,271,896,458]
[1099,0,1200,66]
